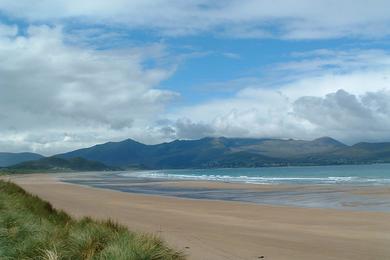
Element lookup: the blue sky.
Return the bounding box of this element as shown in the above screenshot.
[161,37,390,103]
[0,1,390,154]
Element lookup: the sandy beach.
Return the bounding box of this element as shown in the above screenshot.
[6,173,390,260]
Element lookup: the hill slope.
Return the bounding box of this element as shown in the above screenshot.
[7,157,117,172]
[0,152,43,167]
[56,136,386,169]
[59,139,147,167]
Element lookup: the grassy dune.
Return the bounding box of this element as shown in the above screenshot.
[0,180,185,260]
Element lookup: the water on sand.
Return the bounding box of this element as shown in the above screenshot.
[62,164,390,212]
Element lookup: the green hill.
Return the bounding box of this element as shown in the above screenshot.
[56,136,385,169]
[6,156,118,172]
[0,152,43,167]
[6,137,390,170]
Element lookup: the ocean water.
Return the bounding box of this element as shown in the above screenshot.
[120,164,390,185]
[61,164,390,211]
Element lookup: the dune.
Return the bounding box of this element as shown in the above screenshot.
[7,173,390,260]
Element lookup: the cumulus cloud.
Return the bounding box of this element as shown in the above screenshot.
[162,89,390,144]
[160,49,390,143]
[0,24,178,154]
[294,90,373,129]
[0,0,389,39]
[0,24,17,37]
[162,89,310,140]
[172,119,216,139]
[1,12,390,154]
[293,90,390,142]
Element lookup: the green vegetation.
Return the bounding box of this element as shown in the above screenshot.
[58,136,390,169]
[4,156,120,173]
[0,152,43,167]
[0,180,184,260]
[5,137,390,170]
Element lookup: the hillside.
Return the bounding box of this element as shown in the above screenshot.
[3,137,390,170]
[59,138,147,167]
[56,136,389,169]
[7,157,117,172]
[0,152,43,167]
[305,142,390,164]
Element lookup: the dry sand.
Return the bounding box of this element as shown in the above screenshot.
[6,174,390,260]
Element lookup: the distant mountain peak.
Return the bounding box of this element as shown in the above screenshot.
[31,136,390,169]
[125,138,138,142]
[123,138,144,144]
[312,137,346,147]
[104,138,143,145]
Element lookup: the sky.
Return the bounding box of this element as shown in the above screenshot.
[1,0,390,155]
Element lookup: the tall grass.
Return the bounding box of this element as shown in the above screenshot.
[0,180,185,260]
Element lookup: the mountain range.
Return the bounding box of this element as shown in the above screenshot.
[2,137,390,170]
[57,136,390,169]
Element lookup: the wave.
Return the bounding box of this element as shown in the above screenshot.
[119,171,390,185]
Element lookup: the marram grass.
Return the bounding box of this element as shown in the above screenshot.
[0,180,185,260]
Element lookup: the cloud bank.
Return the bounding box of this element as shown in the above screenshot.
[161,49,390,144]
[0,0,390,39]
[1,22,390,154]
[0,24,178,154]
[0,1,390,154]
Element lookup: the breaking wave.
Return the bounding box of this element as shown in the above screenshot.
[119,171,390,185]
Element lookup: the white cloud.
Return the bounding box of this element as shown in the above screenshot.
[0,24,178,154]
[293,89,390,142]
[0,0,389,39]
[161,49,390,143]
[1,16,390,154]
[0,24,17,37]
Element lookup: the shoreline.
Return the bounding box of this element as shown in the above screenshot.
[6,173,390,260]
[56,171,390,212]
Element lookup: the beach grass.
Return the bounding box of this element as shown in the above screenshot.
[0,180,185,260]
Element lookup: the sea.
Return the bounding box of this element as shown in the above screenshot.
[62,164,390,211]
[120,164,390,185]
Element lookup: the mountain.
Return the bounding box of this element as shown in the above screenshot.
[57,136,381,169]
[312,142,390,164]
[59,139,148,167]
[7,157,117,172]
[0,152,44,167]
[4,137,388,170]
[227,136,347,159]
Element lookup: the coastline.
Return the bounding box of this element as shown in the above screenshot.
[59,171,390,212]
[6,173,390,260]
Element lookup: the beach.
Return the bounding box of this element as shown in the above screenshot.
[6,173,390,260]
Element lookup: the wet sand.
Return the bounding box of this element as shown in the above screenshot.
[5,174,390,260]
[60,172,390,211]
